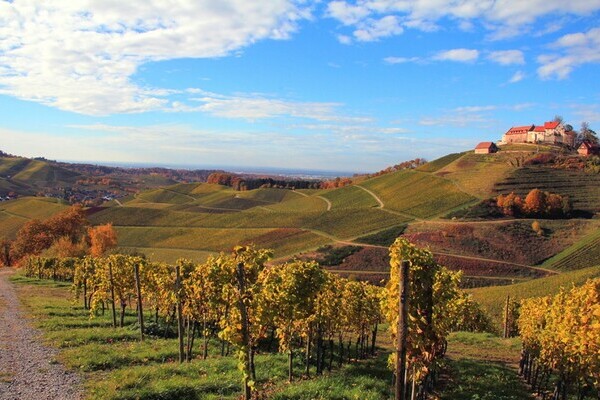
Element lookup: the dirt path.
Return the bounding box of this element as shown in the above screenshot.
[316,196,332,211]
[354,185,384,208]
[0,269,82,400]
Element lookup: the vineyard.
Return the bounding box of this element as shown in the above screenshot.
[16,239,493,400]
[518,279,599,399]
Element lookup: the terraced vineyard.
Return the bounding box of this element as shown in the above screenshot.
[494,165,600,214]
[541,228,600,271]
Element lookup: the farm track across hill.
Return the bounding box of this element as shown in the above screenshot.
[0,269,82,400]
[316,196,332,210]
[355,185,384,208]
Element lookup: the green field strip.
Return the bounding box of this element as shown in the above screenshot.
[136,188,195,205]
[417,152,465,173]
[540,228,600,271]
[115,246,216,263]
[114,226,332,258]
[360,170,476,219]
[319,185,379,209]
[262,196,328,212]
[0,197,68,219]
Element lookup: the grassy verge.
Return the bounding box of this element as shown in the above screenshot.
[437,332,532,400]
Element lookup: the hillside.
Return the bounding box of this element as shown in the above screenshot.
[0,197,70,239]
[469,265,600,327]
[4,147,599,292]
[0,157,81,197]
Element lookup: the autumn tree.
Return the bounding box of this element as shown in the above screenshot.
[0,237,12,267]
[11,205,88,262]
[88,223,118,257]
[524,189,546,216]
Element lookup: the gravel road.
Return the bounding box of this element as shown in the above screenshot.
[0,269,83,400]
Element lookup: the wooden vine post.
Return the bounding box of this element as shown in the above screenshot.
[108,261,117,328]
[176,265,185,363]
[134,263,144,341]
[503,295,510,339]
[395,260,409,400]
[235,262,252,400]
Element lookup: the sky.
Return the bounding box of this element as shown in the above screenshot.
[1,1,599,174]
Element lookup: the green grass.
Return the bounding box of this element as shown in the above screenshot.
[320,185,379,209]
[540,228,600,270]
[263,196,328,212]
[417,152,465,173]
[11,274,394,400]
[137,189,193,205]
[439,332,532,400]
[11,274,543,400]
[360,170,476,218]
[237,188,304,204]
[469,266,600,328]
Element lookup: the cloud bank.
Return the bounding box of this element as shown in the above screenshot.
[0,0,307,115]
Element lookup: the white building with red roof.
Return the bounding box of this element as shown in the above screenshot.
[501,121,575,147]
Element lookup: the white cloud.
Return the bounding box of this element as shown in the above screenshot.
[337,34,353,44]
[433,48,479,62]
[0,1,308,115]
[179,91,372,123]
[488,50,525,65]
[419,103,534,127]
[383,56,420,64]
[509,71,526,83]
[569,104,600,123]
[537,27,600,79]
[326,0,600,40]
[353,15,403,41]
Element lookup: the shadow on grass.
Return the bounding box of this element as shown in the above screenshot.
[440,357,533,400]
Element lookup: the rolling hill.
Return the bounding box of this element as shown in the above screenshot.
[4,147,599,294]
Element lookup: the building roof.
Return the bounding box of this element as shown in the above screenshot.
[544,121,560,129]
[475,142,496,150]
[533,126,545,132]
[505,125,534,135]
[579,141,600,150]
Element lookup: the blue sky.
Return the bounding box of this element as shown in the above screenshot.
[1,1,599,173]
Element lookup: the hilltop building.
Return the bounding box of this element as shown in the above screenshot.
[474,142,498,154]
[501,121,575,147]
[578,141,600,156]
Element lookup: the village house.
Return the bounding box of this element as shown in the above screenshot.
[578,141,600,156]
[501,121,575,147]
[474,142,499,154]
